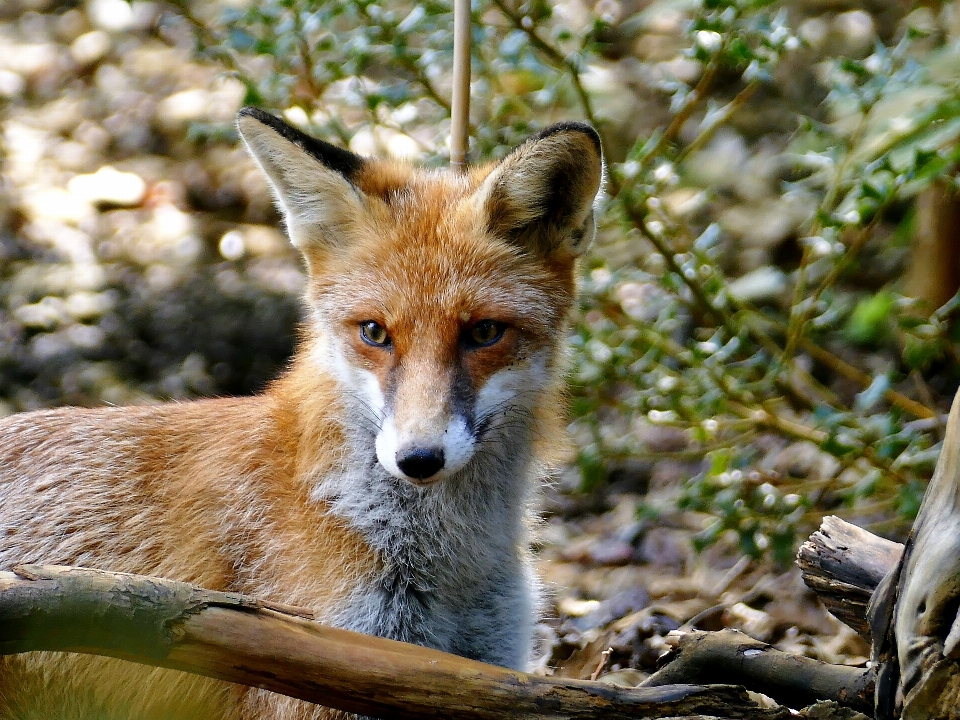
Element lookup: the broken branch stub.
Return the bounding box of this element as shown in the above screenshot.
[797,515,903,641]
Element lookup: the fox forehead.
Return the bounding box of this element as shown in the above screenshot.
[304,162,577,336]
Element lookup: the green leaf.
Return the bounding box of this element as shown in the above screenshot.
[845,292,895,346]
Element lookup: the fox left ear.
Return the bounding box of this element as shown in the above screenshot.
[476,122,603,259]
[236,107,368,253]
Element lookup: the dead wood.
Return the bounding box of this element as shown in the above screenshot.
[868,389,960,720]
[797,515,903,641]
[0,564,785,720]
[640,629,874,713]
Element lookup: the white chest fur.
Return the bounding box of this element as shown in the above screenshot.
[311,421,539,670]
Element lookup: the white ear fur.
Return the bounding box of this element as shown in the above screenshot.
[476,122,603,258]
[237,108,367,250]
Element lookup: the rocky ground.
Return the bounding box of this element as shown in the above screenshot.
[0,0,301,411]
[1,0,943,702]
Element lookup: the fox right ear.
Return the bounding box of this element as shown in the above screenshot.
[237,107,367,251]
[476,122,603,260]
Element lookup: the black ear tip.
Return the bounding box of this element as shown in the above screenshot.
[238,106,262,120]
[237,106,283,129]
[530,121,603,158]
[236,106,366,179]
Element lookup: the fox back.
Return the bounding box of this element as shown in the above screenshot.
[0,108,603,719]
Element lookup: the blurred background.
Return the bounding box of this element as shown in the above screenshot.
[2,0,960,683]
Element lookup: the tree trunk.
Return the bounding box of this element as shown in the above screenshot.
[906,181,960,310]
[868,389,960,720]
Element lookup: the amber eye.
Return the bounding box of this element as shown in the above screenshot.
[360,321,390,347]
[466,320,506,348]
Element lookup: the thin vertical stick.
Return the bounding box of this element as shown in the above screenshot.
[450,0,471,173]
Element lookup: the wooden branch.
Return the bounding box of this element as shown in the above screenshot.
[641,629,874,713]
[797,516,903,641]
[0,564,783,720]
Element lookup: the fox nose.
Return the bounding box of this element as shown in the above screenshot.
[396,446,445,480]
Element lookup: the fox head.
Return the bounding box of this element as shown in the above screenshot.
[238,108,603,485]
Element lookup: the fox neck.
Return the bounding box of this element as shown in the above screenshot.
[271,353,548,647]
[321,423,539,656]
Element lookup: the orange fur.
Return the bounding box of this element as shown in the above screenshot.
[0,392,376,718]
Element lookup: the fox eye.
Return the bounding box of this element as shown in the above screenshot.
[466,320,506,348]
[360,321,390,347]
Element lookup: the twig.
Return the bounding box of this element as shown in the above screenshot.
[641,58,723,171]
[675,81,760,165]
[782,97,879,366]
[800,339,935,420]
[591,647,615,681]
[489,0,599,128]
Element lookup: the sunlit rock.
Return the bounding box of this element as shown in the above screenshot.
[65,290,115,320]
[22,187,93,224]
[88,0,134,31]
[70,30,110,66]
[158,89,210,124]
[349,126,422,160]
[68,166,146,207]
[0,71,26,98]
[14,297,70,330]
[0,43,58,76]
[218,231,245,261]
[832,10,875,59]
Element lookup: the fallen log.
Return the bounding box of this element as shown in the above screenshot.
[0,564,782,720]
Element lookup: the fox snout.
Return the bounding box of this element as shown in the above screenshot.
[375,408,476,484]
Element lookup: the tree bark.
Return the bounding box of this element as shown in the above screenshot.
[0,564,783,720]
[869,389,960,720]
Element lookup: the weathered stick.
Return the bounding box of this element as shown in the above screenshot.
[641,629,874,713]
[449,0,471,172]
[0,564,782,720]
[797,516,903,641]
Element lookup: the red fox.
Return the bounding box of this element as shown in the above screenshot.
[0,107,603,719]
